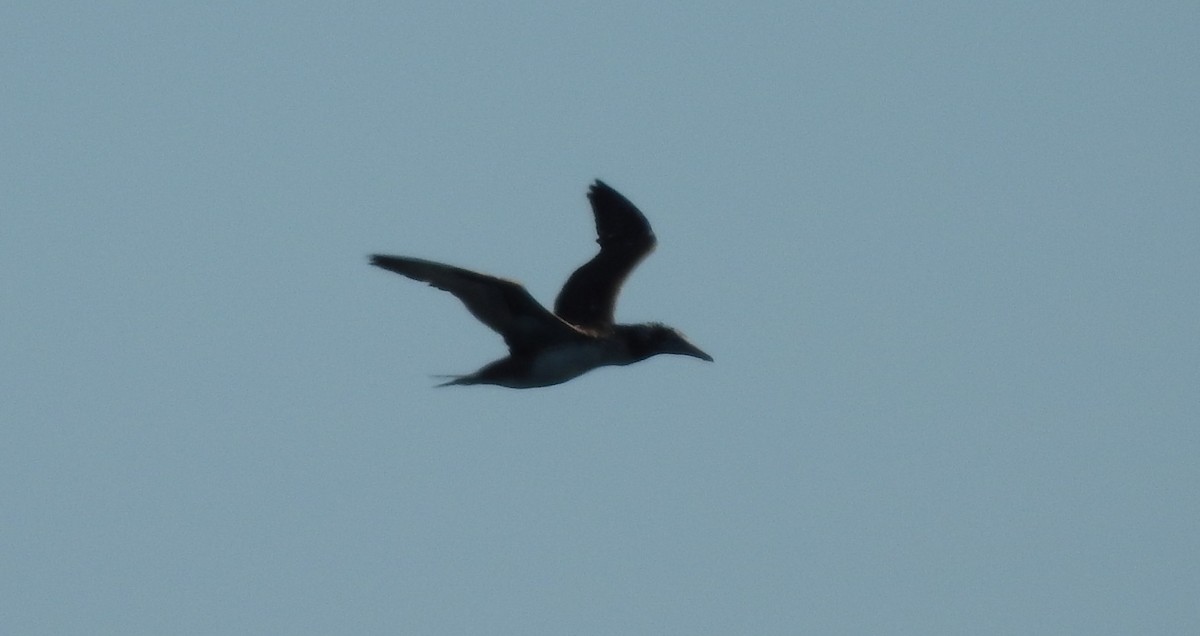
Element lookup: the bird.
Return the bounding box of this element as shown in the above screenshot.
[370,180,712,388]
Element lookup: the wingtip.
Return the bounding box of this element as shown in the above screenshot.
[589,179,613,196]
[369,254,407,270]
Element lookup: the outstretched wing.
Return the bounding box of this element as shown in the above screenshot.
[371,255,582,353]
[553,180,657,330]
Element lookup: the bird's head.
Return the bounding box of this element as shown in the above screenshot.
[622,323,713,363]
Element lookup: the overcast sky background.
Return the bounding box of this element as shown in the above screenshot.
[3,3,1197,634]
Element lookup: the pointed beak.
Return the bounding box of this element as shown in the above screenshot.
[670,337,714,362]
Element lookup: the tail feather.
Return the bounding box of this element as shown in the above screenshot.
[431,374,473,387]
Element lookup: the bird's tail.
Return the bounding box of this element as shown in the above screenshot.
[431,374,473,387]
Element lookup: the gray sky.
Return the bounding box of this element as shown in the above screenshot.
[3,3,1197,634]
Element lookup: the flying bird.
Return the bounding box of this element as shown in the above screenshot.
[370,180,712,388]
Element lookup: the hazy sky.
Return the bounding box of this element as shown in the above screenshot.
[3,3,1197,634]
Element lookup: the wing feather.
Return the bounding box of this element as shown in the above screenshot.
[553,180,657,329]
[371,255,581,352]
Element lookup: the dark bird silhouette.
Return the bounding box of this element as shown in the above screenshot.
[370,180,712,388]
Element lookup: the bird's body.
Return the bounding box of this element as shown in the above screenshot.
[438,338,622,389]
[371,180,711,388]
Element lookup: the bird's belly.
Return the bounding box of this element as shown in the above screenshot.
[527,344,622,386]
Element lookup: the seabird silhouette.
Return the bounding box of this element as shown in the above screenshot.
[370,180,712,388]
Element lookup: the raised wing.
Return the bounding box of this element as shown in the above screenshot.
[553,180,657,330]
[371,255,582,353]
